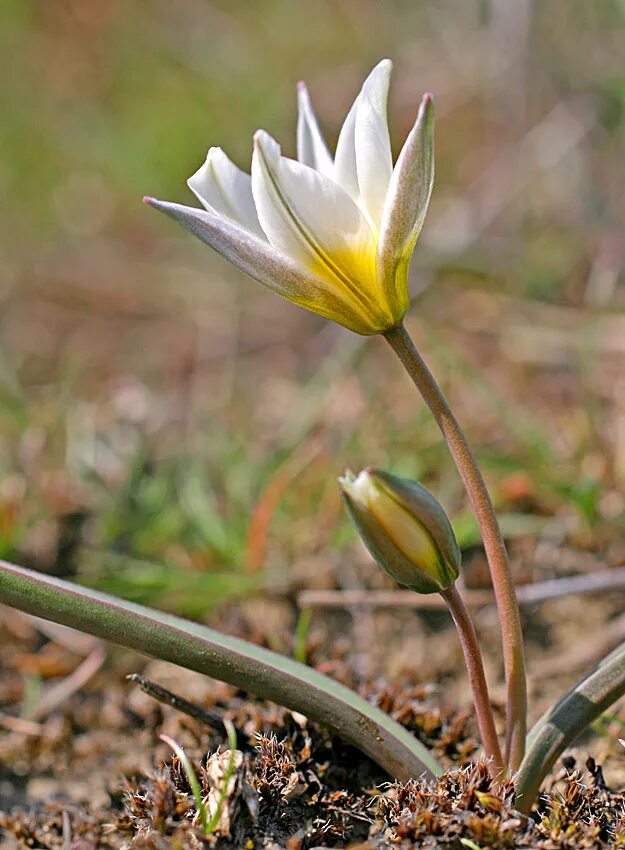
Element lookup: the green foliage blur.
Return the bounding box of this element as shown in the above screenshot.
[1,1,624,616]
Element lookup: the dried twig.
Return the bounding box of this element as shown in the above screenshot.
[127,673,243,744]
[297,565,625,609]
[35,646,107,720]
[0,712,43,736]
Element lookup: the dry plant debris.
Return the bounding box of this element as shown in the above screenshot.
[6,749,625,849]
[2,636,625,850]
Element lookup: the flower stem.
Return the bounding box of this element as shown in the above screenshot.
[441,584,504,776]
[384,323,526,769]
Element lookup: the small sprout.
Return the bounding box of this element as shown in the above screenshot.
[339,468,460,593]
[293,607,313,665]
[161,722,239,837]
[160,734,209,834]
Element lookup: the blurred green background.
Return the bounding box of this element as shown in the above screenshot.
[1,0,624,617]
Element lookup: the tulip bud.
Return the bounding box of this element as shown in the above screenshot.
[339,468,460,594]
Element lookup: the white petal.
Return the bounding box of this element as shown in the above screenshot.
[187,148,265,239]
[296,82,334,177]
[143,196,307,297]
[251,130,377,314]
[355,59,393,230]
[144,197,378,334]
[333,93,360,201]
[378,93,435,273]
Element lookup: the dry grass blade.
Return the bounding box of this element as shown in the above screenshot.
[35,646,106,720]
[0,713,43,736]
[205,719,238,835]
[127,672,241,742]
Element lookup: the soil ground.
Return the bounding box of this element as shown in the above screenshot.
[2,563,625,849]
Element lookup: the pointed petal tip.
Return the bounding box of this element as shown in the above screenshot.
[363,58,393,90]
[338,468,357,491]
[198,146,228,173]
[253,128,267,146]
[142,196,174,214]
[296,81,310,107]
[417,93,435,124]
[253,129,281,161]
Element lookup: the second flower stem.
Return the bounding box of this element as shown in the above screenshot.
[384,323,527,770]
[441,584,504,776]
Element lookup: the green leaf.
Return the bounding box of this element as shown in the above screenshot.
[516,643,625,812]
[0,559,441,781]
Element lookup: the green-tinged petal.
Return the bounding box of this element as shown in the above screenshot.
[354,59,393,230]
[251,131,388,328]
[144,197,379,334]
[377,93,434,315]
[188,148,265,239]
[296,82,334,177]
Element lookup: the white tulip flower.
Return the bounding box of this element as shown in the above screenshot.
[145,59,434,335]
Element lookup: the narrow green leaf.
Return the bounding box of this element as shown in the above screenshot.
[160,735,209,833]
[516,643,625,812]
[0,559,441,780]
[205,719,238,835]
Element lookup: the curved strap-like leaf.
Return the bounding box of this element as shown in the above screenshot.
[0,560,441,780]
[515,642,625,812]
